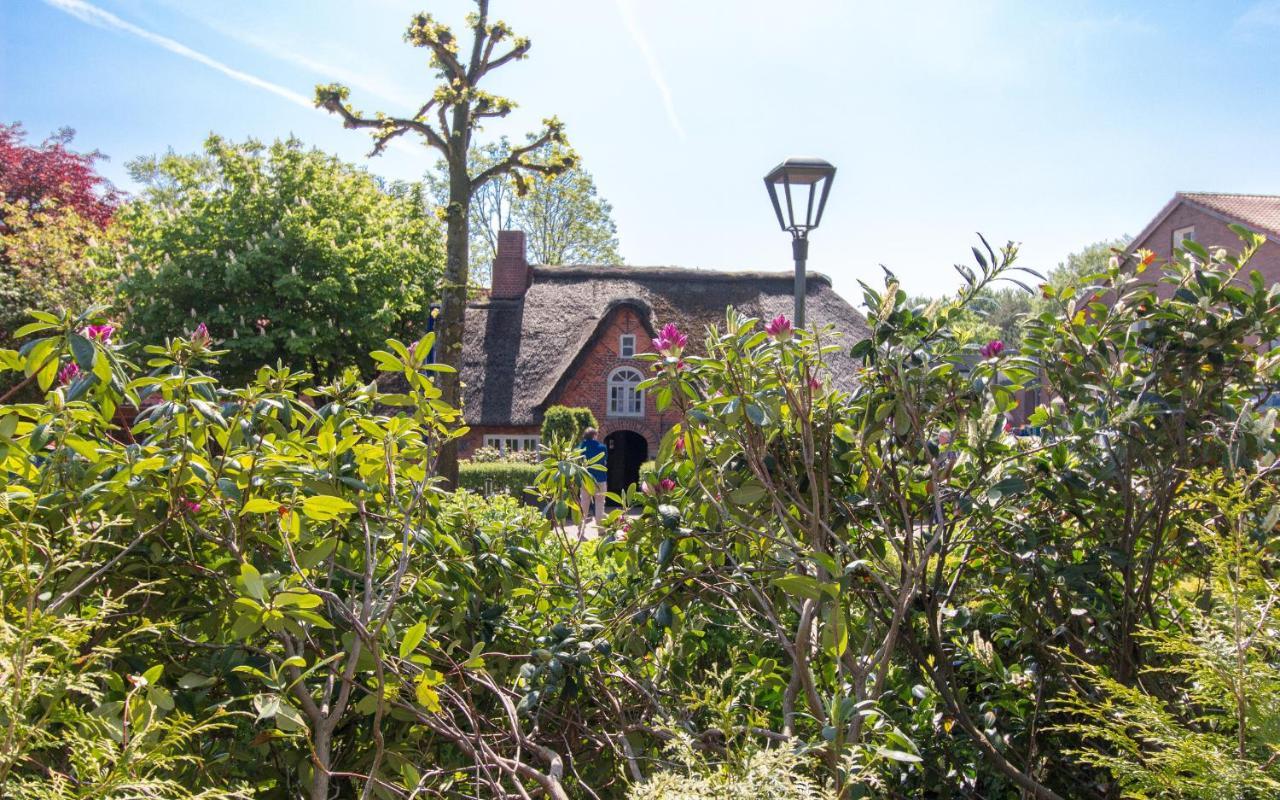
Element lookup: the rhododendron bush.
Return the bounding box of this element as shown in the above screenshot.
[2,231,1279,799]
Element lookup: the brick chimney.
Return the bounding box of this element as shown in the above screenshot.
[491,230,530,299]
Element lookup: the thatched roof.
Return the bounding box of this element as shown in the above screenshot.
[461,265,871,426]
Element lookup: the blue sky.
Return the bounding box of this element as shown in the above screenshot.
[4,0,1280,299]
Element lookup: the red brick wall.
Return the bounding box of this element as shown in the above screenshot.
[491,230,530,299]
[551,306,681,455]
[1133,202,1280,294]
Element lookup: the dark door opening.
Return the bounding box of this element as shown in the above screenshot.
[605,430,647,500]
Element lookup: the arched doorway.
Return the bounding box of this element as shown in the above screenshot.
[604,430,647,499]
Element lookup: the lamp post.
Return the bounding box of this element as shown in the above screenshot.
[764,157,836,329]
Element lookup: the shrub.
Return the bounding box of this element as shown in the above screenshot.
[468,444,541,464]
[540,404,596,445]
[459,460,541,499]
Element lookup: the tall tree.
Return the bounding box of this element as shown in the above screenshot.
[0,123,120,229]
[316,1,574,485]
[0,124,122,351]
[118,135,443,384]
[427,141,622,282]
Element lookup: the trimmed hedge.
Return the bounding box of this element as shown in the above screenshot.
[459,461,541,501]
[541,405,597,445]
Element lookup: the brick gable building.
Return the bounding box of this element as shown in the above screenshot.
[1128,192,1280,288]
[458,231,870,493]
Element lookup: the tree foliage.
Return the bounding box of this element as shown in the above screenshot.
[117,135,443,384]
[0,123,120,229]
[0,124,122,354]
[316,0,575,485]
[428,142,622,281]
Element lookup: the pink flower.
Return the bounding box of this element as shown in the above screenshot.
[181,497,201,514]
[651,323,688,356]
[83,323,115,343]
[808,375,822,391]
[980,339,1005,359]
[57,362,80,385]
[659,478,677,493]
[674,437,685,455]
[191,323,212,346]
[764,314,792,339]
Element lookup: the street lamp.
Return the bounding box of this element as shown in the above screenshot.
[764,157,836,329]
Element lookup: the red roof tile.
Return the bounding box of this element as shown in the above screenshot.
[1180,192,1280,238]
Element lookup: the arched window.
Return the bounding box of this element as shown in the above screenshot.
[608,367,645,417]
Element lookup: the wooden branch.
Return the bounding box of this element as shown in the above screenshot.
[470,128,562,190]
[319,97,450,155]
[483,42,530,75]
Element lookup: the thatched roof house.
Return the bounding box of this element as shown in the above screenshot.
[458,231,870,492]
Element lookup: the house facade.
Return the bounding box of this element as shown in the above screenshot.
[458,231,870,494]
[1128,192,1280,287]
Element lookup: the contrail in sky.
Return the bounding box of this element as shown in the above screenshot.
[43,0,314,110]
[615,0,686,139]
[42,0,426,161]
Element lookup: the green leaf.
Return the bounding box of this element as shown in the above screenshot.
[774,574,833,602]
[301,494,356,521]
[876,747,922,764]
[240,563,266,601]
[241,498,280,514]
[274,591,322,609]
[400,621,427,659]
[415,679,442,713]
[253,693,280,721]
[140,664,164,686]
[178,672,217,689]
[13,321,57,339]
[68,333,96,370]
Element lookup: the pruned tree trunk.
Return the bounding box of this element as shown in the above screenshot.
[436,162,471,488]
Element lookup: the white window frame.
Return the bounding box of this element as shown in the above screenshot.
[619,334,636,358]
[607,367,645,417]
[1173,225,1196,250]
[483,434,541,454]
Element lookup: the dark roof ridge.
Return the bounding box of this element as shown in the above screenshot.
[530,264,833,286]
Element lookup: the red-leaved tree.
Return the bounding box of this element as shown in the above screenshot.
[0,123,120,230]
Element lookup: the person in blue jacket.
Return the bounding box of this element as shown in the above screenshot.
[578,427,608,522]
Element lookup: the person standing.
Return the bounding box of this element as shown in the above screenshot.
[578,427,608,522]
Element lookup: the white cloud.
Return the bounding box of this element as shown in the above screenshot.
[157,4,421,110]
[615,0,685,139]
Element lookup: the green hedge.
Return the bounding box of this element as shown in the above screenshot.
[458,461,541,501]
[541,405,597,445]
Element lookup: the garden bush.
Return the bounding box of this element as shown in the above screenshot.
[3,229,1278,799]
[468,444,542,464]
[459,460,542,499]
[540,404,597,445]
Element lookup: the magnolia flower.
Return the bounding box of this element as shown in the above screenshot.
[808,375,822,391]
[674,437,685,455]
[191,323,212,346]
[83,324,115,343]
[764,314,792,339]
[980,339,1005,359]
[651,323,688,356]
[181,498,201,514]
[57,361,80,385]
[659,478,677,493]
